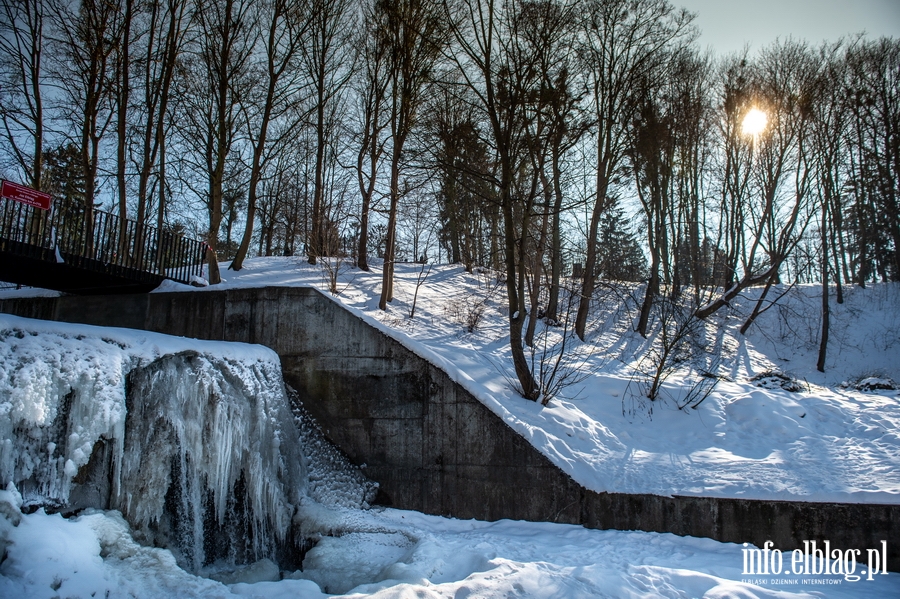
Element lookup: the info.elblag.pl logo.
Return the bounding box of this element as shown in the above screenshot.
[742,540,889,583]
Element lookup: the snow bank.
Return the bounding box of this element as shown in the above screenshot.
[6,491,896,599]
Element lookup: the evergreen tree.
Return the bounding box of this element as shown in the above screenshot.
[597,202,647,283]
[433,110,493,271]
[43,143,90,222]
[40,143,102,254]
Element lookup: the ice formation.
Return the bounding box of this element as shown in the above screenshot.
[289,386,377,510]
[118,351,306,571]
[0,315,373,574]
[0,328,130,508]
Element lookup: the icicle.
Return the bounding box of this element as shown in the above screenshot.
[0,318,377,574]
[0,326,307,572]
[115,352,307,571]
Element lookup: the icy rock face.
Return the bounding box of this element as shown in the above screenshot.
[0,328,131,509]
[0,324,310,573]
[120,352,307,572]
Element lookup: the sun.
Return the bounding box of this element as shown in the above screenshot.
[742,107,768,136]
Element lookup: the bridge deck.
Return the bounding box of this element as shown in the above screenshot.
[0,194,206,294]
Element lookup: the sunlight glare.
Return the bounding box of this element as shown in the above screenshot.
[742,108,768,136]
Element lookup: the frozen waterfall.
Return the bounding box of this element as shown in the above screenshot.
[0,314,375,573]
[117,351,306,571]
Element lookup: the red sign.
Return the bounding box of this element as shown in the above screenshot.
[1,180,53,211]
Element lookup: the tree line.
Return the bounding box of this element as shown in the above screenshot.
[2,0,898,397]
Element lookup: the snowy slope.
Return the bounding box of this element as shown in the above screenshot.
[6,258,896,503]
[142,257,900,504]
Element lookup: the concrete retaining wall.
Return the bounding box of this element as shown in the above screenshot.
[2,287,897,567]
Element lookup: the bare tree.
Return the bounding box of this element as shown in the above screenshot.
[629,48,712,337]
[573,0,695,341]
[51,0,124,252]
[444,0,548,400]
[697,41,819,325]
[539,54,590,324]
[0,0,48,190]
[377,0,447,310]
[710,53,754,292]
[630,82,676,338]
[175,0,257,284]
[113,0,133,234]
[230,0,311,271]
[128,0,190,261]
[304,0,356,265]
[514,0,584,347]
[807,42,850,371]
[669,50,715,304]
[352,1,392,271]
[845,38,900,284]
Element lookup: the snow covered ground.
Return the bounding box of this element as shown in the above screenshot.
[1,257,899,598]
[3,488,898,599]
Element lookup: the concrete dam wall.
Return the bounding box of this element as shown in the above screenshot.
[1,286,897,565]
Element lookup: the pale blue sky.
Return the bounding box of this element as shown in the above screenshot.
[677,0,900,55]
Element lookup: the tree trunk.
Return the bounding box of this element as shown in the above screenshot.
[575,150,610,340]
[544,149,564,322]
[116,0,132,256]
[231,4,284,272]
[207,168,224,284]
[308,84,326,265]
[525,171,551,347]
[31,0,44,192]
[379,139,402,310]
[817,205,829,372]
[356,100,382,272]
[156,130,167,262]
[357,194,371,270]
[638,244,660,338]
[502,181,539,401]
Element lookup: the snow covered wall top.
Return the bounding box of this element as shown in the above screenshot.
[0,314,307,571]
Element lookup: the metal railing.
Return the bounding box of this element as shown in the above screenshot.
[0,196,206,286]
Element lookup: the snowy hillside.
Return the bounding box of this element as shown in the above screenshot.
[147,257,900,505]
